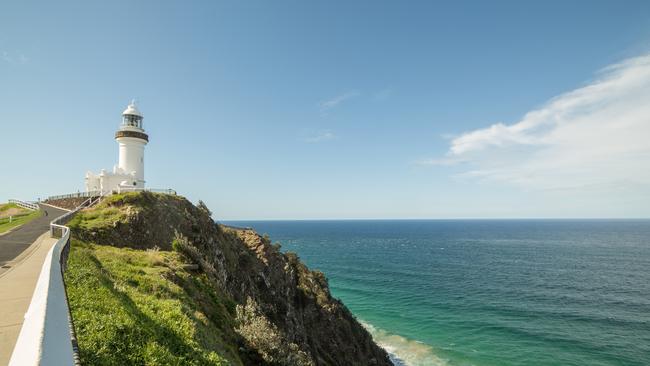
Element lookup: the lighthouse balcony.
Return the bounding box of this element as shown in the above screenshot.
[115,130,149,142]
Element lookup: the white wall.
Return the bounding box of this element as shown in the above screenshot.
[117,137,145,184]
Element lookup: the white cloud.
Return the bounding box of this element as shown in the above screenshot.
[2,51,28,64]
[304,130,336,143]
[319,90,360,112]
[436,54,650,193]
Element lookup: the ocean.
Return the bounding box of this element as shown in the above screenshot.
[224,220,650,366]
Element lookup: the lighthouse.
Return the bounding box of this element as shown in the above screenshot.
[85,101,150,195]
[116,101,148,188]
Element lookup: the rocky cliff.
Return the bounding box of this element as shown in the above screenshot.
[67,191,392,366]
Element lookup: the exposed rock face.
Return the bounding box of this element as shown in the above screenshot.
[69,192,392,366]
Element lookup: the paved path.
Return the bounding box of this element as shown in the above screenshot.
[0,233,59,364]
[0,204,67,364]
[0,204,66,276]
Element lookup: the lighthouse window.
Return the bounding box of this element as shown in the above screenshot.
[120,115,144,128]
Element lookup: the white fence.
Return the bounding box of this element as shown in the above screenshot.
[8,199,39,211]
[47,188,176,201]
[46,191,101,201]
[7,199,96,366]
[116,187,176,195]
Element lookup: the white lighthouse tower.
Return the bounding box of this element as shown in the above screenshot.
[85,101,150,194]
[116,101,148,188]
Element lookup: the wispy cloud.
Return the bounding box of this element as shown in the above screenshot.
[319,90,360,113]
[413,157,466,166]
[430,54,650,193]
[304,130,337,143]
[2,51,28,64]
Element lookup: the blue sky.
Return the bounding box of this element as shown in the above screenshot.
[2,1,650,219]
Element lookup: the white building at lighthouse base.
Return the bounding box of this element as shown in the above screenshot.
[85,166,142,195]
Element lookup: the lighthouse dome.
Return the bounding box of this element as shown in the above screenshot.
[122,101,143,117]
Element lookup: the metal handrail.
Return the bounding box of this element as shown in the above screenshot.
[49,197,97,237]
[46,191,101,201]
[8,199,40,211]
[116,187,177,195]
[47,188,176,201]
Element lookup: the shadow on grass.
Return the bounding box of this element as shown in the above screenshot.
[78,253,217,365]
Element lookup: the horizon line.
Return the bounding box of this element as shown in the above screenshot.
[219,217,650,222]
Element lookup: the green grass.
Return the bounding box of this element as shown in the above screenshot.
[67,192,186,231]
[65,240,242,366]
[0,203,20,212]
[100,191,186,208]
[67,206,127,230]
[0,207,42,234]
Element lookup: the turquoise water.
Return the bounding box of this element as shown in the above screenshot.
[225,220,650,366]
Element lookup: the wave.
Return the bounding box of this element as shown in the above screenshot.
[360,321,448,366]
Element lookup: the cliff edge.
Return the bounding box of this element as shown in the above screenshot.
[65,191,392,365]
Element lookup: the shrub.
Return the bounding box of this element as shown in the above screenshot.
[235,297,313,366]
[197,200,212,217]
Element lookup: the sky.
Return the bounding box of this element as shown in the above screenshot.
[1,0,650,219]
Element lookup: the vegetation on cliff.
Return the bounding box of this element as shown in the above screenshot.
[65,241,236,365]
[66,192,392,366]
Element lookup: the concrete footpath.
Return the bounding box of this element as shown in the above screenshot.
[0,232,59,364]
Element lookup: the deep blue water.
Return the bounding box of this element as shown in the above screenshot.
[224,220,650,366]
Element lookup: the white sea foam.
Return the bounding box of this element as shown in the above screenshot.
[361,321,448,366]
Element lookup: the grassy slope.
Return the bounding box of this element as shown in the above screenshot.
[65,240,243,366]
[0,203,42,234]
[68,205,126,230]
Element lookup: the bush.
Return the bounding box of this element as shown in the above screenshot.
[197,200,212,217]
[235,297,313,366]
